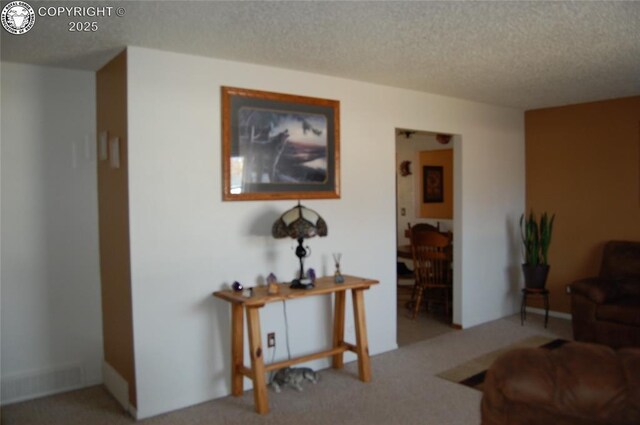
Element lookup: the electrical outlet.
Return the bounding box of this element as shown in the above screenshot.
[267,332,276,348]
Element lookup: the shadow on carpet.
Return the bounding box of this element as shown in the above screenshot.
[436,336,569,391]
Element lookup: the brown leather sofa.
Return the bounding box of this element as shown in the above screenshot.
[481,342,640,425]
[570,240,640,348]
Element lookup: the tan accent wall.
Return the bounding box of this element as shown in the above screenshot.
[96,50,137,407]
[419,149,453,219]
[525,96,640,313]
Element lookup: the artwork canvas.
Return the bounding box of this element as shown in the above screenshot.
[423,165,444,203]
[222,87,340,201]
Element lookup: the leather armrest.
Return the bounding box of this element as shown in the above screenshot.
[571,277,620,304]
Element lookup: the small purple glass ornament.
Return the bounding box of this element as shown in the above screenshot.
[307,268,316,283]
[267,273,277,285]
[232,281,243,292]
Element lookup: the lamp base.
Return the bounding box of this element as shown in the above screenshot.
[290,278,314,290]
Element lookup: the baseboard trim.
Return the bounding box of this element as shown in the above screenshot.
[525,306,572,321]
[102,361,133,415]
[129,405,138,419]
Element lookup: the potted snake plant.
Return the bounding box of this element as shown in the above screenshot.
[519,211,555,289]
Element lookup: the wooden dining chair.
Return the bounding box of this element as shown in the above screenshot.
[410,229,453,320]
[399,222,441,305]
[405,222,439,238]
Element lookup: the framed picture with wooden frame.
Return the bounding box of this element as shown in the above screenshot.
[221,86,340,201]
[423,165,444,203]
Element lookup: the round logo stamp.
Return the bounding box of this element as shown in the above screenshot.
[2,1,35,35]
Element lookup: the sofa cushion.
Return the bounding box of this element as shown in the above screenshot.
[597,297,640,326]
[501,344,630,417]
[601,241,640,280]
[618,278,640,297]
[482,342,640,425]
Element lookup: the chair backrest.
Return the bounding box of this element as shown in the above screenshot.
[411,230,452,287]
[408,222,439,234]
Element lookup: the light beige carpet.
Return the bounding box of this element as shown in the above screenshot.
[1,314,573,425]
[396,284,455,346]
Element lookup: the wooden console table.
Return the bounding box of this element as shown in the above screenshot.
[213,275,378,414]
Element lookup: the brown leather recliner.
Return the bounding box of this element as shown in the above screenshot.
[481,342,640,425]
[570,240,640,348]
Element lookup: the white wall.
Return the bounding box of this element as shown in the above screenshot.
[1,63,103,404]
[125,46,524,419]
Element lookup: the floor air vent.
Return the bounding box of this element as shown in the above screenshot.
[1,364,84,405]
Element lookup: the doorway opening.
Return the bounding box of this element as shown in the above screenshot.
[395,128,458,346]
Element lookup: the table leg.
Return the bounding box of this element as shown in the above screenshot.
[520,292,526,325]
[332,290,346,369]
[246,306,269,414]
[352,289,371,382]
[231,303,244,396]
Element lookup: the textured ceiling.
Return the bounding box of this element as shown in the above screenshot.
[2,0,639,110]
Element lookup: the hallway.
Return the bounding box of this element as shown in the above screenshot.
[397,284,455,346]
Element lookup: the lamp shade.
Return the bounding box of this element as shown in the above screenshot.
[272,203,328,239]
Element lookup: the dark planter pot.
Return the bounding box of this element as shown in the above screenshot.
[522,264,550,289]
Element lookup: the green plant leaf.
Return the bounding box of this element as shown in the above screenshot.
[520,210,554,265]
